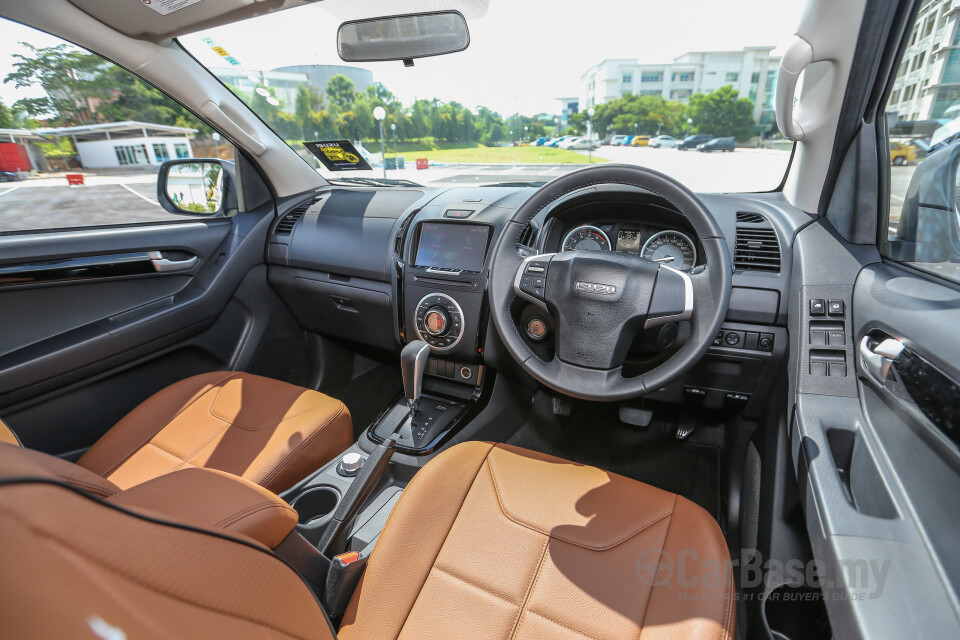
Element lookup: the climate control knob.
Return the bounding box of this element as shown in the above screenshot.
[423,306,450,336]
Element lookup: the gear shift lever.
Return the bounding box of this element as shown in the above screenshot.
[400,340,430,415]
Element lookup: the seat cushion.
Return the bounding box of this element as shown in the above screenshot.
[339,442,734,640]
[77,372,353,493]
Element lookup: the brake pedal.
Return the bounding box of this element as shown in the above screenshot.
[619,404,652,429]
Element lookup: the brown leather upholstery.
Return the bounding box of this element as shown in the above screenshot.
[77,371,353,493]
[0,442,119,499]
[108,467,299,549]
[339,442,735,640]
[0,417,20,446]
[0,479,335,640]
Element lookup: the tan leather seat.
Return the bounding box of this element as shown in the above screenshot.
[0,439,733,639]
[339,442,735,640]
[69,371,353,493]
[0,448,336,640]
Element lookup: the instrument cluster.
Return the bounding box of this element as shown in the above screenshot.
[560,223,698,271]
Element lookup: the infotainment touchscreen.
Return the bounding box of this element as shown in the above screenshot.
[414,222,491,272]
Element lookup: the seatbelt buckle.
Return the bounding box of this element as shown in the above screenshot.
[324,546,371,617]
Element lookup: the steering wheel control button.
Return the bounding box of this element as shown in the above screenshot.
[337,452,365,477]
[714,331,724,346]
[414,293,464,351]
[810,299,826,316]
[827,299,844,316]
[526,317,548,340]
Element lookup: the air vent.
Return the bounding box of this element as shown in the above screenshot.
[517,223,536,247]
[275,198,317,235]
[736,211,766,224]
[734,213,781,272]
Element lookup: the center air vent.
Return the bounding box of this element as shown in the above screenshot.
[275,197,318,235]
[734,212,781,272]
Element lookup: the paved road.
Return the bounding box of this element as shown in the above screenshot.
[0,154,924,233]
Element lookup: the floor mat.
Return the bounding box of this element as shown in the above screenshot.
[322,364,403,439]
[506,396,722,520]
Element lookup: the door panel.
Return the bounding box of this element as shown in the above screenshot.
[0,210,278,453]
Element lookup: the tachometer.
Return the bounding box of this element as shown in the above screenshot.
[562,225,611,252]
[640,230,697,271]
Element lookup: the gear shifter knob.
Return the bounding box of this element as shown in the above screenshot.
[400,340,430,414]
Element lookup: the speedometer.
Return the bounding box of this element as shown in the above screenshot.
[562,225,611,252]
[640,230,697,271]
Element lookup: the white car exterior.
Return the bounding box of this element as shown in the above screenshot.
[567,137,602,150]
[649,135,678,148]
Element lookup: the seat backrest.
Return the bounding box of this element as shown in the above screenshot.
[0,475,336,639]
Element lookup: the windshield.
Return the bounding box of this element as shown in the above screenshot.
[180,1,801,192]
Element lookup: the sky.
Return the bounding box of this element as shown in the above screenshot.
[0,0,805,117]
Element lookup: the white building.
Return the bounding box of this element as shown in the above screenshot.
[580,47,780,126]
[212,64,374,114]
[39,121,197,169]
[555,97,579,131]
[889,0,960,124]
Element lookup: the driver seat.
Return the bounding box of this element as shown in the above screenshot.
[0,441,733,639]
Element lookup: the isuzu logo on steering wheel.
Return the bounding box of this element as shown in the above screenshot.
[574,281,617,295]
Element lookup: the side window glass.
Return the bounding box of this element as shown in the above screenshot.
[0,18,234,233]
[883,9,960,284]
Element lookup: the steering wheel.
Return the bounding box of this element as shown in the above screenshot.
[488,164,732,401]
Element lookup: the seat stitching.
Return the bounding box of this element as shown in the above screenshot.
[523,609,605,640]
[95,372,239,478]
[55,476,116,498]
[178,422,234,471]
[0,502,320,640]
[487,454,674,550]
[721,567,735,640]
[216,501,298,528]
[636,494,678,640]
[395,444,495,638]
[257,404,345,489]
[209,379,335,431]
[431,565,519,608]
[506,531,550,640]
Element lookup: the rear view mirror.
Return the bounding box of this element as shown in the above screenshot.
[338,11,469,63]
[157,159,237,217]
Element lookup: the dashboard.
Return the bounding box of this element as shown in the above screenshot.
[266,183,804,412]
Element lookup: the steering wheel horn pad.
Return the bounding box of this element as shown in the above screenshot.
[489,164,732,401]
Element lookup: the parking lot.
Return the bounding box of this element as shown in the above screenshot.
[0,148,918,232]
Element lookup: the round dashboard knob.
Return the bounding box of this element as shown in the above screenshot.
[340,452,365,475]
[423,306,450,336]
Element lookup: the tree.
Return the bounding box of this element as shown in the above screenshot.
[326,74,356,111]
[0,100,14,128]
[686,85,756,141]
[294,85,325,139]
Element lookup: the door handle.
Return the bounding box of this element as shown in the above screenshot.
[858,336,904,381]
[147,251,197,273]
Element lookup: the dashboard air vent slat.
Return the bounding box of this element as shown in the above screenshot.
[275,197,318,235]
[734,213,781,272]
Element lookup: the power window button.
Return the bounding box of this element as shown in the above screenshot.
[828,299,844,316]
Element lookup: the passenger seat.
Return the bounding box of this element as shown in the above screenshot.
[1,371,353,494]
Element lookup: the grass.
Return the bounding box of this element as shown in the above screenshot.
[392,145,608,164]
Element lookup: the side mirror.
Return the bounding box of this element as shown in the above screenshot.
[157,159,238,217]
[892,141,960,263]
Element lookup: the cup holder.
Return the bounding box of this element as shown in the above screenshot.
[292,486,340,525]
[762,584,831,640]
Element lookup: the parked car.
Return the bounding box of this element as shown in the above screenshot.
[558,136,581,149]
[630,135,651,146]
[0,170,23,182]
[610,135,630,146]
[677,133,715,150]
[547,135,573,148]
[889,141,917,165]
[697,137,736,152]
[648,135,678,148]
[566,137,602,150]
